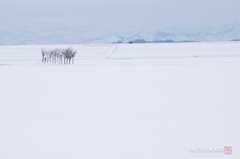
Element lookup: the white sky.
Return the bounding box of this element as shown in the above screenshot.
[0,0,240,27]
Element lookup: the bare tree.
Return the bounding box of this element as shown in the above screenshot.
[41,47,77,65]
[56,49,63,64]
[63,47,77,64]
[72,49,77,64]
[41,48,47,63]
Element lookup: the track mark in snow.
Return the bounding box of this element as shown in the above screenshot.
[107,54,240,60]
[105,45,118,59]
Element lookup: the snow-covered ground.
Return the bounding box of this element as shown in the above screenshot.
[0,42,240,159]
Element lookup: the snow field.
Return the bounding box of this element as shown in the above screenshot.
[0,42,240,159]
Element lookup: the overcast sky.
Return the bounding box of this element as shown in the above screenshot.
[0,0,240,27]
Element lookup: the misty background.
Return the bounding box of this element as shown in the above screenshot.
[0,0,240,44]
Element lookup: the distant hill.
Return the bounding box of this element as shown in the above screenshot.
[0,19,239,45]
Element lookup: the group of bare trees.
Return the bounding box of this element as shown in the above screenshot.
[41,47,77,64]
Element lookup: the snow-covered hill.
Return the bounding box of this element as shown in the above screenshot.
[0,19,240,45]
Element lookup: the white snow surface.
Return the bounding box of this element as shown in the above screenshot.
[0,42,240,159]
